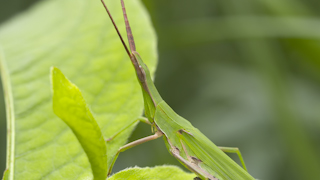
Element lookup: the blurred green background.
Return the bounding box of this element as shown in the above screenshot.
[1,0,320,179]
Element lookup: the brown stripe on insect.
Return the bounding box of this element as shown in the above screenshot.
[178,129,194,136]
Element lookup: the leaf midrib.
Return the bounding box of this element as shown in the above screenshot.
[0,48,15,180]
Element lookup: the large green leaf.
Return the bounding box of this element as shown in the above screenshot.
[51,67,107,180]
[0,0,157,179]
[108,166,196,180]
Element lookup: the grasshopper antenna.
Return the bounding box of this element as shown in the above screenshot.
[120,0,136,52]
[101,0,151,99]
[101,0,131,58]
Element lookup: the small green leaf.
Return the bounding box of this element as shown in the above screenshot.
[108,166,196,180]
[2,169,10,180]
[51,67,107,180]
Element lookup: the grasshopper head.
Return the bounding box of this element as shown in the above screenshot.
[131,51,151,86]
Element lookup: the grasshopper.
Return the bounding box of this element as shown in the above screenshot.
[101,0,255,179]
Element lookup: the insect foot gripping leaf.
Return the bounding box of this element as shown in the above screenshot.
[51,67,108,180]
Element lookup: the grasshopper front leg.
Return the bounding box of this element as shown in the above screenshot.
[108,131,163,176]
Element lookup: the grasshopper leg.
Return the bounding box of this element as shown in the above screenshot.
[108,131,163,176]
[218,146,248,171]
[106,117,150,142]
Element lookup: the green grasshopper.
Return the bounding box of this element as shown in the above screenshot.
[101,0,255,179]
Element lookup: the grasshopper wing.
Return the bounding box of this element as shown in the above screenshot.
[154,101,255,180]
[178,129,255,180]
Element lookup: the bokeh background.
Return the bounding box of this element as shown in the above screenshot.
[1,0,320,179]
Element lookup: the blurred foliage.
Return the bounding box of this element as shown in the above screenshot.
[1,0,320,179]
